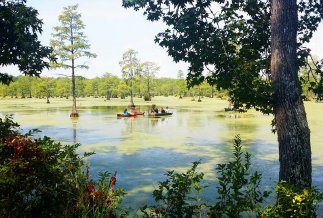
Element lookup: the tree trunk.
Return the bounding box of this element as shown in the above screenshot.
[148,78,150,100]
[70,21,78,117]
[198,85,202,102]
[70,59,78,117]
[106,91,110,100]
[130,79,134,106]
[271,0,311,187]
[46,78,50,104]
[211,85,214,98]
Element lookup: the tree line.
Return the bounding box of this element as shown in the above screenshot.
[0,71,227,100]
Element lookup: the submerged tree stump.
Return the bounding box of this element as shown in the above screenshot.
[70,112,79,117]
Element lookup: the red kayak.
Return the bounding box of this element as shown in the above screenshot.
[117,111,145,117]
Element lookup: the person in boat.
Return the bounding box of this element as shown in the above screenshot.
[165,106,169,113]
[238,105,245,111]
[228,102,234,110]
[132,107,136,114]
[154,107,159,114]
[160,107,165,113]
[124,109,129,115]
[150,107,155,114]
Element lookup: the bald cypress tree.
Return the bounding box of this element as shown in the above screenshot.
[50,4,96,117]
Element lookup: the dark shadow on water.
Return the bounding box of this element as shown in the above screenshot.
[85,137,322,215]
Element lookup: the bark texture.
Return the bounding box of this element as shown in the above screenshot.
[70,25,78,117]
[271,0,311,187]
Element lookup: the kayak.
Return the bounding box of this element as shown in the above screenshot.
[117,111,145,117]
[224,108,247,112]
[149,112,173,117]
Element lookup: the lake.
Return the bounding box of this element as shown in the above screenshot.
[1,96,322,214]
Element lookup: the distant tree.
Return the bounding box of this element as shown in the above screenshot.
[75,76,86,97]
[100,73,120,100]
[44,77,52,103]
[161,84,169,96]
[35,78,47,99]
[117,80,130,99]
[141,61,159,100]
[16,76,30,98]
[56,77,71,98]
[8,81,18,98]
[299,57,322,101]
[50,4,97,117]
[133,74,143,97]
[177,70,186,98]
[91,77,100,98]
[119,49,141,106]
[84,79,93,97]
[0,83,9,97]
[0,0,53,85]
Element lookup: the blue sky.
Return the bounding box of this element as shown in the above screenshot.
[3,0,323,79]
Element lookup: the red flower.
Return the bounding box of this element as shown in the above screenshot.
[109,171,117,187]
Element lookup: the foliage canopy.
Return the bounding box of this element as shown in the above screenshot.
[123,0,323,113]
[0,0,53,85]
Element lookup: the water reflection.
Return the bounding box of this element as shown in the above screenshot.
[71,117,78,144]
[150,118,158,127]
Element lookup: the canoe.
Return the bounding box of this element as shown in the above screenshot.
[149,112,173,117]
[117,111,145,117]
[224,108,234,111]
[224,108,247,112]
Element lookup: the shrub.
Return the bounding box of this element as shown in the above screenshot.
[260,181,323,217]
[144,94,151,101]
[0,115,20,141]
[0,116,127,218]
[140,160,207,217]
[208,135,269,217]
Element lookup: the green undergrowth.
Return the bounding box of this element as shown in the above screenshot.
[0,116,322,217]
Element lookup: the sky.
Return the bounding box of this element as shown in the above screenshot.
[3,0,323,79]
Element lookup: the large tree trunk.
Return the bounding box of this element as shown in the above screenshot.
[271,0,311,187]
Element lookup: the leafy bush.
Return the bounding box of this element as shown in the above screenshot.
[144,94,151,101]
[67,169,128,217]
[0,115,20,141]
[208,135,270,217]
[260,181,323,217]
[140,135,323,217]
[140,160,207,217]
[0,115,127,218]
